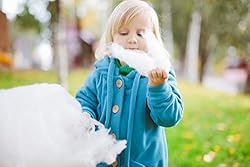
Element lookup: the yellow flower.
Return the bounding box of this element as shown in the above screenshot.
[213,145,221,153]
[183,144,192,151]
[182,131,194,140]
[227,133,241,143]
[233,162,240,167]
[228,147,236,155]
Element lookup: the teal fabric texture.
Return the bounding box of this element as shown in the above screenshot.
[75,56,183,167]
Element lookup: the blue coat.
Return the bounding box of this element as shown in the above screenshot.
[76,57,183,167]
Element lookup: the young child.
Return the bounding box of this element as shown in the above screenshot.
[76,0,184,166]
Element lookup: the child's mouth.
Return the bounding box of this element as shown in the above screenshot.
[127,48,139,50]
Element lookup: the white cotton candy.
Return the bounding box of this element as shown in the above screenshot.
[99,30,171,77]
[0,83,126,167]
[108,43,155,76]
[143,30,171,75]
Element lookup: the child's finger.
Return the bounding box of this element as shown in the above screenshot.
[162,70,167,79]
[148,70,153,79]
[156,69,163,78]
[151,70,158,78]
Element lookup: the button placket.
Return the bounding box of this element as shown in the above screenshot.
[116,79,123,88]
[112,105,119,113]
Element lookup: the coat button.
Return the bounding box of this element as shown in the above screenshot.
[112,160,118,167]
[112,105,119,113]
[116,79,123,88]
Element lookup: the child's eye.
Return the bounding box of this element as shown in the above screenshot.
[137,32,144,37]
[137,33,142,37]
[120,32,128,36]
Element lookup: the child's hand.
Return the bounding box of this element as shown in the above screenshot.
[148,68,168,86]
[82,112,95,132]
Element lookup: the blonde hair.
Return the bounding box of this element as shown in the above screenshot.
[96,0,164,59]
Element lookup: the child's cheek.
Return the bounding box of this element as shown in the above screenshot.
[142,44,148,53]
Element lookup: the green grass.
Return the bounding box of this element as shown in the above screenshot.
[0,69,250,166]
[0,69,58,88]
[0,68,90,95]
[167,82,250,167]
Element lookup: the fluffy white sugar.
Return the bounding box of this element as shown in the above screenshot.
[143,30,171,74]
[109,43,155,76]
[0,83,126,167]
[105,30,171,77]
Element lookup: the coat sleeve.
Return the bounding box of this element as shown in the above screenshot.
[75,72,98,120]
[147,68,184,127]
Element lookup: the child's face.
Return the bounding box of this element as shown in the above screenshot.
[113,13,152,52]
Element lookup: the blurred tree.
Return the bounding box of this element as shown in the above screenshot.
[170,0,250,87]
[170,0,193,71]
[48,0,68,89]
[160,0,174,56]
[198,0,250,94]
[198,0,249,83]
[243,3,250,94]
[48,0,59,68]
[14,6,43,33]
[0,11,10,52]
[185,9,201,83]
[0,11,12,67]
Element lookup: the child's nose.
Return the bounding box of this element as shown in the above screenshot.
[128,35,137,44]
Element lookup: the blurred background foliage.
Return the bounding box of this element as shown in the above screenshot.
[0,0,250,166]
